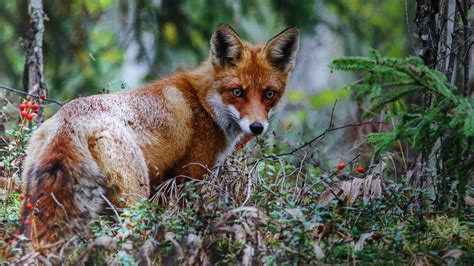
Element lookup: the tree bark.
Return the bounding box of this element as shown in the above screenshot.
[23,0,47,121]
[457,0,471,96]
[415,0,440,68]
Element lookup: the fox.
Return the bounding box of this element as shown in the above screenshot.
[15,24,299,250]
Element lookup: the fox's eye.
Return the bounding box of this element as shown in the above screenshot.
[232,88,243,97]
[264,90,275,100]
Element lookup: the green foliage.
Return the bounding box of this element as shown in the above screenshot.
[325,0,407,57]
[330,50,474,209]
[0,1,126,100]
[0,192,22,241]
[31,165,472,264]
[1,124,36,192]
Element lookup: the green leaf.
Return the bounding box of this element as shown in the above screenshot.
[369,86,419,113]
[367,132,397,154]
[329,57,376,72]
[463,108,474,136]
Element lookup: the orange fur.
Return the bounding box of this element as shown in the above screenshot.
[13,24,299,252]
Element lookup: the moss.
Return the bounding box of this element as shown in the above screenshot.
[421,216,474,251]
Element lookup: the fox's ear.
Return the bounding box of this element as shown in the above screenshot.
[264,28,299,72]
[210,24,243,67]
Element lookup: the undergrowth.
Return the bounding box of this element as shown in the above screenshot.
[2,146,473,264]
[1,53,474,264]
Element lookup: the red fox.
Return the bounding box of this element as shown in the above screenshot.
[16,24,299,249]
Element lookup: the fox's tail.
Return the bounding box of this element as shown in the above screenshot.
[15,127,105,253]
[8,117,150,256]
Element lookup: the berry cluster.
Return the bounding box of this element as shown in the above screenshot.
[336,163,365,174]
[19,194,32,225]
[18,95,45,121]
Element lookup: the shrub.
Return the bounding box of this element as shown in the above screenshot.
[330,50,474,211]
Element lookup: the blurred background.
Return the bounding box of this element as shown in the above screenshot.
[0,0,410,162]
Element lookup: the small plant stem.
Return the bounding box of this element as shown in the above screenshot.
[392,119,408,172]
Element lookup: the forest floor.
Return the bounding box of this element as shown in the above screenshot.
[1,138,473,264]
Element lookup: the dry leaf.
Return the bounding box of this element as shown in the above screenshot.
[313,243,325,260]
[354,232,374,252]
[317,186,342,207]
[317,162,384,208]
[442,249,463,259]
[286,208,305,221]
[464,196,474,207]
[241,244,254,266]
[363,174,374,203]
[165,232,183,257]
[186,234,200,265]
[344,178,364,206]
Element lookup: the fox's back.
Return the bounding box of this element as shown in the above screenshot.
[24,78,229,187]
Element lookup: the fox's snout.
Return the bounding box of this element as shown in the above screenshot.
[249,122,264,135]
[237,116,268,135]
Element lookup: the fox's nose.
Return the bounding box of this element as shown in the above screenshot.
[249,122,264,135]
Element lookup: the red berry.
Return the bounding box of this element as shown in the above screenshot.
[31,103,40,109]
[26,103,32,109]
[26,113,34,120]
[20,111,28,117]
[337,163,346,169]
[24,219,31,225]
[19,104,26,110]
[25,202,33,209]
[356,167,365,173]
[33,109,40,114]
[39,95,46,99]
[19,194,25,201]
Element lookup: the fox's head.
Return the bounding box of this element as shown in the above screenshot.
[203,24,299,139]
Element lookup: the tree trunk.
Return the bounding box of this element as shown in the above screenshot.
[415,0,440,68]
[414,0,472,208]
[23,0,47,121]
